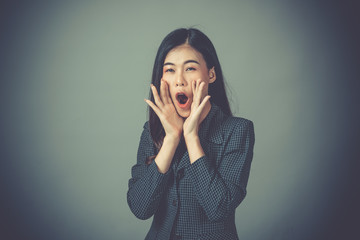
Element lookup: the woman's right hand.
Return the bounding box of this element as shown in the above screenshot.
[145,79,183,142]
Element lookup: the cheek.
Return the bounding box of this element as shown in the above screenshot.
[162,76,174,88]
[163,72,175,81]
[198,81,210,95]
[186,72,207,84]
[204,85,210,95]
[162,79,172,89]
[167,85,176,99]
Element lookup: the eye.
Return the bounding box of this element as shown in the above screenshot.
[165,68,174,73]
[186,67,196,71]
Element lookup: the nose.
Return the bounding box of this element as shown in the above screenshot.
[176,72,185,87]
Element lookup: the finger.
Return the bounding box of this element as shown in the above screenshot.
[151,84,164,107]
[192,80,198,105]
[197,95,211,112]
[199,81,207,102]
[162,79,172,104]
[196,79,201,89]
[196,95,211,122]
[197,82,205,104]
[160,80,169,104]
[192,79,196,97]
[194,80,203,106]
[144,99,162,116]
[194,79,198,92]
[196,79,202,95]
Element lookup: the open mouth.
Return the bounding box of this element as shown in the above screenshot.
[175,92,190,108]
[177,93,188,104]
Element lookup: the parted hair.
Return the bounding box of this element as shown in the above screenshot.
[148,28,232,150]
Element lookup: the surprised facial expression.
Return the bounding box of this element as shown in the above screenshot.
[162,44,216,118]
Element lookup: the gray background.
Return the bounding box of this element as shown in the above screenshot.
[1,1,359,239]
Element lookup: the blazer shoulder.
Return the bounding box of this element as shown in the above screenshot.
[221,116,255,154]
[140,121,153,144]
[222,116,254,134]
[207,113,254,145]
[142,121,150,130]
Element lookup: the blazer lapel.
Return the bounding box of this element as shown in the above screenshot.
[176,150,190,171]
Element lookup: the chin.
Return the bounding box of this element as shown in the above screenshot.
[177,109,190,118]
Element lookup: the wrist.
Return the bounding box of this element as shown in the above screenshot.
[184,133,199,143]
[164,134,181,145]
[184,134,204,164]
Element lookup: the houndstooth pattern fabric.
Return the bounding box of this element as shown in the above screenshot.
[127,103,255,240]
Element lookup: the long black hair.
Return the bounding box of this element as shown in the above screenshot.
[149,28,232,150]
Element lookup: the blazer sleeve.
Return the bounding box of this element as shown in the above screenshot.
[187,118,255,222]
[127,122,172,220]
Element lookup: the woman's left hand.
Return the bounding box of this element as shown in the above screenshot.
[183,79,211,138]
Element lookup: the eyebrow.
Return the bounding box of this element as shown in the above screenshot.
[163,60,200,66]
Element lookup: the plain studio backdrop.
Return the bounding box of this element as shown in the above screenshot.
[1,1,359,240]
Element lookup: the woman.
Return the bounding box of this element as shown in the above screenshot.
[127,28,255,240]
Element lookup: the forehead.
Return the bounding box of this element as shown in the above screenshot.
[164,44,205,64]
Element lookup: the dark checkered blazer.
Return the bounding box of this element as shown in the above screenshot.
[127,103,255,240]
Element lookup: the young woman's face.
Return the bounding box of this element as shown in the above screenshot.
[162,44,216,118]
